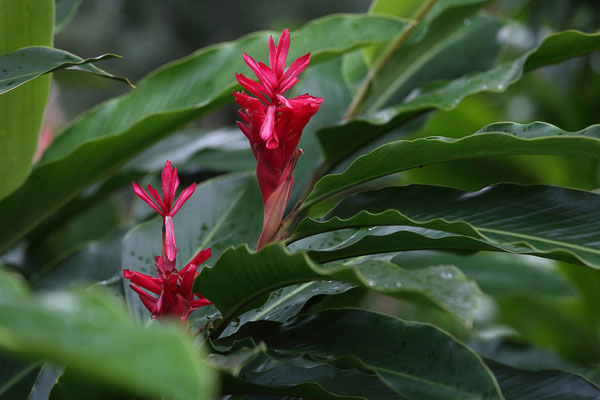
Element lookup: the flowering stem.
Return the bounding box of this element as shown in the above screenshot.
[342,0,438,121]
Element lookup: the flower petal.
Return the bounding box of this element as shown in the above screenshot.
[147,184,167,214]
[259,103,277,142]
[268,35,277,71]
[189,247,212,267]
[129,284,157,314]
[162,160,174,209]
[132,182,164,216]
[171,182,196,216]
[276,29,290,78]
[243,53,275,94]
[282,52,310,82]
[164,216,177,262]
[123,269,162,294]
[236,73,271,102]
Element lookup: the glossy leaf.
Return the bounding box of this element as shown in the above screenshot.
[486,359,600,400]
[220,309,503,400]
[0,268,215,400]
[391,251,575,297]
[317,30,600,166]
[303,225,589,266]
[0,353,41,399]
[219,350,398,400]
[195,243,481,331]
[122,172,262,321]
[221,281,355,337]
[298,183,600,268]
[0,0,53,200]
[0,13,407,254]
[0,47,132,95]
[305,122,600,207]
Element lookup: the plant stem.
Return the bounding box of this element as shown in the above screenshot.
[343,0,438,121]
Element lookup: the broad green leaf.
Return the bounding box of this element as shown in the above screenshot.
[122,172,262,321]
[486,359,600,400]
[49,368,139,400]
[302,225,591,266]
[0,13,407,254]
[29,363,63,400]
[0,268,215,400]
[220,309,503,400]
[0,47,132,95]
[298,183,600,268]
[364,0,487,66]
[318,30,600,167]
[194,243,481,332]
[0,0,53,200]
[31,227,127,291]
[219,350,398,400]
[391,251,575,297]
[0,353,41,399]
[221,281,355,337]
[54,0,81,32]
[364,7,497,114]
[305,122,600,208]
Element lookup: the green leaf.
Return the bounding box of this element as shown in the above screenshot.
[317,30,600,167]
[49,368,139,400]
[0,268,216,400]
[391,251,575,297]
[219,350,398,400]
[0,0,53,200]
[220,309,503,400]
[54,0,81,32]
[122,172,263,321]
[364,6,497,114]
[195,243,481,333]
[0,353,41,399]
[305,122,600,208]
[221,281,355,337]
[31,227,127,291]
[0,13,407,255]
[298,183,600,269]
[0,47,132,95]
[486,359,600,400]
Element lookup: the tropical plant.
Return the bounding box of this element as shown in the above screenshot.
[1,0,600,399]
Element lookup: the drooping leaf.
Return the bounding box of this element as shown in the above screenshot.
[0,47,132,95]
[0,13,408,255]
[305,122,600,208]
[297,183,600,269]
[219,309,503,400]
[0,268,215,400]
[122,172,263,321]
[195,243,481,333]
[486,359,600,400]
[317,30,600,166]
[390,251,575,297]
[29,363,63,400]
[221,281,355,337]
[0,0,53,200]
[49,368,139,400]
[219,350,398,400]
[0,353,41,399]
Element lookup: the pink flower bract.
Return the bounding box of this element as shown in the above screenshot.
[234,29,322,249]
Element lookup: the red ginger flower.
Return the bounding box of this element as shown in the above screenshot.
[123,249,212,322]
[234,29,322,249]
[132,160,196,266]
[125,160,211,322]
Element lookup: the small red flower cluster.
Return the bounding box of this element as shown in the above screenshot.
[124,161,211,322]
[234,29,322,249]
